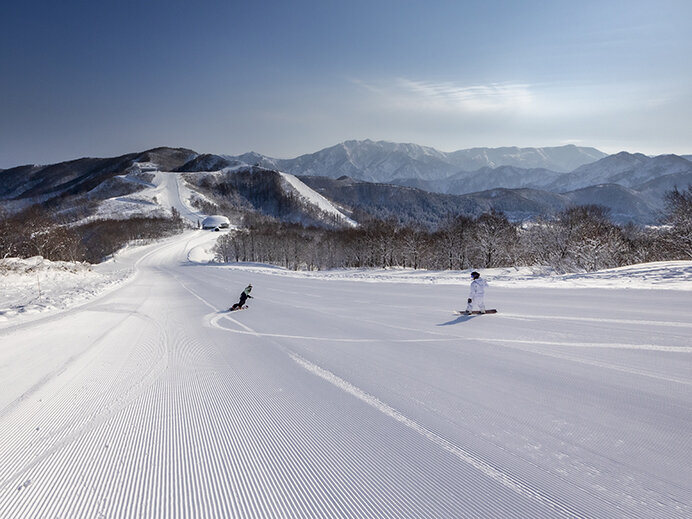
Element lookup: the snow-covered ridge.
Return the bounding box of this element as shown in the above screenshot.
[279,172,357,227]
[74,169,208,226]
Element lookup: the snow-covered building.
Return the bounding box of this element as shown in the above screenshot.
[201,215,230,230]
[132,162,159,172]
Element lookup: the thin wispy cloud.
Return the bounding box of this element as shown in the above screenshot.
[354,78,534,113]
[397,79,534,112]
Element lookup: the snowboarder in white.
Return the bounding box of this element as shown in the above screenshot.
[465,271,487,314]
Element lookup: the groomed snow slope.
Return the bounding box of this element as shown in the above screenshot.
[81,170,209,225]
[279,172,357,227]
[0,231,690,518]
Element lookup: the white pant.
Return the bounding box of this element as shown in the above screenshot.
[466,295,485,312]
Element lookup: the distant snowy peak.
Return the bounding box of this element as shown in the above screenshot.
[340,139,448,161]
[284,140,458,182]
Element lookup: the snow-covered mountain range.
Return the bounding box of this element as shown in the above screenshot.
[225,141,692,223]
[1,141,691,225]
[225,140,607,182]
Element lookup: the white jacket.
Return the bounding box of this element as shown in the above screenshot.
[469,278,488,298]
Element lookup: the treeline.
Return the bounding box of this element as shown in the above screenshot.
[1,205,185,263]
[214,187,692,272]
[2,186,690,272]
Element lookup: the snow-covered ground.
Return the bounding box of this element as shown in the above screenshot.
[0,231,221,327]
[2,172,691,517]
[5,248,689,328]
[207,260,692,290]
[0,168,213,327]
[0,256,132,324]
[0,228,690,518]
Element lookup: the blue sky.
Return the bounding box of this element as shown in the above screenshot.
[1,0,691,168]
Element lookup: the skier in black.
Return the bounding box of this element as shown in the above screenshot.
[230,284,253,311]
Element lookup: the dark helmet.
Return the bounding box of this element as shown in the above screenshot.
[471,271,480,279]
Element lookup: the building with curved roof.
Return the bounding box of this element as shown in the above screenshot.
[201,215,230,230]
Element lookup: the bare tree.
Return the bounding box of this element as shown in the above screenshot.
[0,207,18,259]
[471,210,517,268]
[662,186,692,259]
[521,206,631,272]
[432,215,474,270]
[398,226,429,269]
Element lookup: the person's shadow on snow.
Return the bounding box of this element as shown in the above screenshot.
[438,314,477,326]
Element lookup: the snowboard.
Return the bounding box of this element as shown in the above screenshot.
[228,305,248,312]
[454,309,497,315]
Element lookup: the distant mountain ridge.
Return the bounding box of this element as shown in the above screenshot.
[298,177,662,226]
[0,147,196,202]
[391,152,692,196]
[222,140,690,224]
[445,144,606,172]
[549,153,692,192]
[224,140,608,183]
[2,141,691,226]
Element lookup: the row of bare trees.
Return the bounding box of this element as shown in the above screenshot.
[2,186,690,271]
[1,206,185,263]
[1,206,83,261]
[215,190,692,272]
